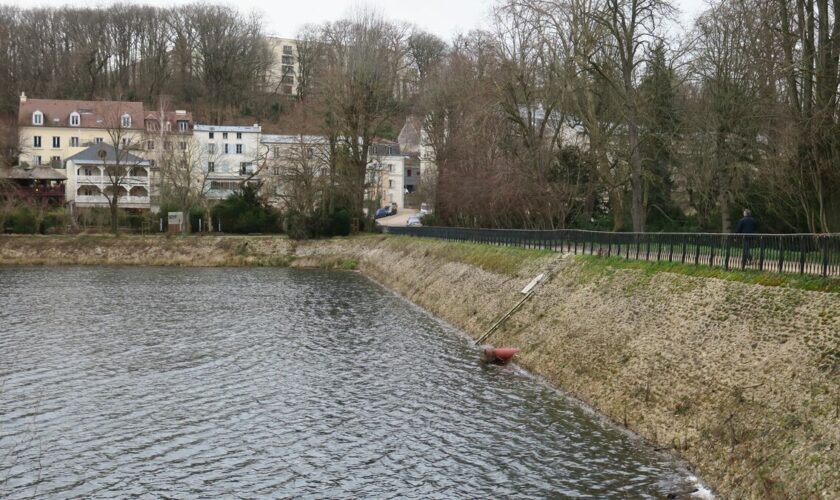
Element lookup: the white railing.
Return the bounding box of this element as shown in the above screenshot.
[76,175,149,187]
[75,195,150,206]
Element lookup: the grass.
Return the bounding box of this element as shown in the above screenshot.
[382,235,553,276]
[578,255,840,293]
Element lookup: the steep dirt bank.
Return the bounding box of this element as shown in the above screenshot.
[2,234,838,497]
[291,236,840,499]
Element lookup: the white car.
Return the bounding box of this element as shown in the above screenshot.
[419,202,432,215]
[406,215,423,227]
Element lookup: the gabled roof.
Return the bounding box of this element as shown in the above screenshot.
[65,144,149,165]
[19,98,145,130]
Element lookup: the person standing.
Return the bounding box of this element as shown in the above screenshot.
[735,209,757,265]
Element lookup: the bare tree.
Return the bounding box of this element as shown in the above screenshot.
[101,107,145,234]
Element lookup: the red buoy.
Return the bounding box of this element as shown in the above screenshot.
[480,345,520,364]
[493,347,520,362]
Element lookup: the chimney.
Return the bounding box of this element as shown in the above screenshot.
[20,92,27,103]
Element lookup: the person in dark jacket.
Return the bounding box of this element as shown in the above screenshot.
[735,209,757,265]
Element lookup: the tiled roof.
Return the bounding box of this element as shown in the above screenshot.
[19,98,145,129]
[1,165,67,181]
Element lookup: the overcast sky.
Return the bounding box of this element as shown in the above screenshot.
[3,0,709,39]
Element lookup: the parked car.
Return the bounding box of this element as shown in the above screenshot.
[420,202,432,215]
[389,202,398,215]
[374,207,391,219]
[406,215,423,227]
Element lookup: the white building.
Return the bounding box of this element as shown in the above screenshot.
[65,144,152,211]
[193,124,262,200]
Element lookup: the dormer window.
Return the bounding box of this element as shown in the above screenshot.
[121,113,132,128]
[32,111,43,125]
[70,112,80,127]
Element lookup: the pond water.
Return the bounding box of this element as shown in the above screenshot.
[0,267,698,498]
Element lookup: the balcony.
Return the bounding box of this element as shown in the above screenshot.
[76,175,149,187]
[17,186,65,201]
[75,195,150,208]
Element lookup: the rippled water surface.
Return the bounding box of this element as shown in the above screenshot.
[1,267,693,498]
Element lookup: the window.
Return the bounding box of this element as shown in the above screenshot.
[50,156,61,166]
[272,146,280,159]
[239,162,251,175]
[236,132,242,139]
[84,168,92,176]
[179,142,187,151]
[208,162,215,173]
[388,179,394,188]
[52,136,60,148]
[70,137,80,147]
[282,85,293,95]
[283,45,293,55]
[273,166,281,175]
[70,112,80,126]
[122,138,128,146]
[209,132,214,139]
[95,137,103,144]
[34,155,42,165]
[178,121,188,132]
[282,55,293,65]
[388,164,393,173]
[406,169,412,177]
[224,143,229,154]
[33,136,42,148]
[32,111,43,125]
[236,144,243,154]
[208,144,216,154]
[385,146,393,155]
[121,113,132,128]
[222,132,228,139]
[147,140,155,150]
[282,65,295,74]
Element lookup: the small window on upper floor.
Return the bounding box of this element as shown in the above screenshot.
[178,121,188,132]
[70,112,80,127]
[209,132,215,139]
[121,113,132,128]
[32,111,43,125]
[236,132,242,139]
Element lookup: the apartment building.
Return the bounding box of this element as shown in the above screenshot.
[193,124,262,200]
[17,93,145,168]
[260,134,329,206]
[266,37,300,97]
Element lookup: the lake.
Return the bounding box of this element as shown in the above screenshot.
[0,267,697,498]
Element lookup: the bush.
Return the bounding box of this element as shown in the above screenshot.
[211,187,281,234]
[284,208,353,240]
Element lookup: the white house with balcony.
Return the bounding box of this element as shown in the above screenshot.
[65,144,152,210]
[194,124,262,200]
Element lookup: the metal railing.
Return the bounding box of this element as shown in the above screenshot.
[383,226,840,278]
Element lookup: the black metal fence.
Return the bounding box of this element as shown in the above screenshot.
[383,226,840,278]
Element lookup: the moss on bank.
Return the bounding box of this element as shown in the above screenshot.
[579,255,840,293]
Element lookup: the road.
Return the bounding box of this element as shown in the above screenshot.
[376,208,419,227]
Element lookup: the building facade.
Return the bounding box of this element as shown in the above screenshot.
[193,124,262,200]
[17,93,145,168]
[266,37,300,97]
[65,144,152,210]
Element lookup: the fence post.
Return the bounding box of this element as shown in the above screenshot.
[681,238,687,263]
[724,235,731,271]
[799,236,806,275]
[710,236,716,267]
[758,236,765,271]
[778,236,784,273]
[822,236,830,278]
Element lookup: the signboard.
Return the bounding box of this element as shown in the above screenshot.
[167,212,184,234]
